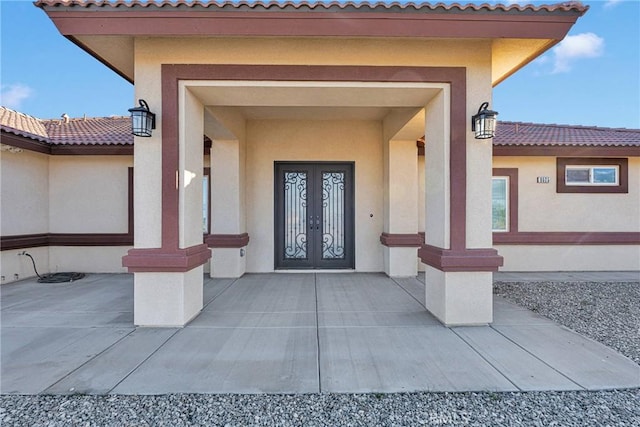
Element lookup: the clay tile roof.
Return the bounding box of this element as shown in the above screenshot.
[0,107,49,142]
[0,107,132,146]
[44,116,133,146]
[35,0,589,14]
[494,121,640,147]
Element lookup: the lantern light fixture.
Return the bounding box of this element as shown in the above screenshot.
[128,99,156,137]
[471,102,498,140]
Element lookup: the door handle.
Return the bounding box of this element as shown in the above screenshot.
[316,216,321,231]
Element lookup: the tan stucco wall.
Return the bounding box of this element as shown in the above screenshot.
[1,149,50,283]
[246,119,383,272]
[180,88,205,248]
[49,246,130,274]
[49,156,132,233]
[496,245,640,271]
[1,149,49,235]
[136,37,491,69]
[493,156,640,271]
[493,157,640,232]
[1,153,133,284]
[0,247,50,284]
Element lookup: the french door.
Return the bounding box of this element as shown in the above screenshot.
[275,162,355,269]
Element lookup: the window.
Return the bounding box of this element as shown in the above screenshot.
[203,168,211,234]
[566,165,618,186]
[492,177,509,232]
[492,168,518,234]
[557,158,628,193]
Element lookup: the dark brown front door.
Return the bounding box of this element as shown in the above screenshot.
[275,162,354,269]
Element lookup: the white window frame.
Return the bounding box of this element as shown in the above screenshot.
[492,176,510,233]
[565,165,619,186]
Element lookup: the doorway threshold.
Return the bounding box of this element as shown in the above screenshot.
[274,269,356,274]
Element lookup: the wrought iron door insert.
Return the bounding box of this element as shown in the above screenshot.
[275,162,354,269]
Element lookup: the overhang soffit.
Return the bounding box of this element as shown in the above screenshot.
[38,1,587,86]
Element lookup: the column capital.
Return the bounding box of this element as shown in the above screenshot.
[419,244,503,272]
[206,233,250,248]
[379,233,422,247]
[123,243,211,272]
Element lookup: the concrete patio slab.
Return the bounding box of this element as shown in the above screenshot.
[319,326,518,393]
[317,273,424,312]
[1,326,132,394]
[494,325,640,390]
[453,326,580,391]
[318,310,440,328]
[1,272,638,395]
[203,277,235,306]
[110,327,319,394]
[491,296,556,326]
[45,328,178,395]
[190,311,317,329]
[207,274,316,313]
[391,277,426,306]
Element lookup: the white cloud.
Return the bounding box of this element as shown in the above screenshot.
[552,33,605,74]
[0,83,34,109]
[604,0,623,9]
[533,55,550,65]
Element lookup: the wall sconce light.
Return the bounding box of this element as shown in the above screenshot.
[128,99,156,137]
[471,102,498,139]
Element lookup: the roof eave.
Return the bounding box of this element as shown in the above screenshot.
[36,1,587,84]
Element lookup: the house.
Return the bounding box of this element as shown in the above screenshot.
[2,0,609,327]
[489,122,639,272]
[3,108,637,282]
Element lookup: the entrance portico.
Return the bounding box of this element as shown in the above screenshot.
[124,65,501,326]
[37,0,587,327]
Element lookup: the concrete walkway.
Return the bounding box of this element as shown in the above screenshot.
[1,273,638,395]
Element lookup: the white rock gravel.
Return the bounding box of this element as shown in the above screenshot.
[2,279,639,426]
[1,390,639,426]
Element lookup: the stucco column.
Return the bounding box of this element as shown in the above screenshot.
[123,84,210,327]
[208,138,248,278]
[419,89,501,326]
[381,138,420,276]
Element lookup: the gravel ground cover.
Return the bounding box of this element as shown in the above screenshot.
[1,390,639,426]
[2,279,639,426]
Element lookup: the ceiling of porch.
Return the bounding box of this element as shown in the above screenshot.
[192,83,439,141]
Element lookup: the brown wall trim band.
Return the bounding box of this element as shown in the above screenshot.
[206,233,250,248]
[493,146,640,157]
[1,131,134,155]
[1,234,50,251]
[51,145,133,155]
[379,233,422,247]
[493,232,640,245]
[418,244,504,272]
[1,233,133,251]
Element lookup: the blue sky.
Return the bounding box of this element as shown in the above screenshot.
[1,0,638,128]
